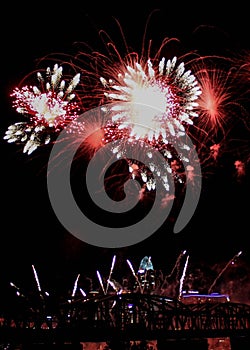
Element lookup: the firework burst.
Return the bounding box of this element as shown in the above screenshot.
[193,59,243,140]
[96,54,202,192]
[4,64,82,154]
[100,56,201,141]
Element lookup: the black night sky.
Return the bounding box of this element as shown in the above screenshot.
[1,1,249,304]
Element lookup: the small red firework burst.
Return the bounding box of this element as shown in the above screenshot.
[191,57,247,140]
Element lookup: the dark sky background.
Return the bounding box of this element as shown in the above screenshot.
[1,1,249,301]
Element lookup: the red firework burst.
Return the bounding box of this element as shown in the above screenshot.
[192,59,241,139]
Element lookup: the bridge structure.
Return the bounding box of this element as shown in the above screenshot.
[0,292,250,349]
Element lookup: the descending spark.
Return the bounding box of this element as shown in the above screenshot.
[96,270,106,294]
[4,64,81,154]
[79,288,87,297]
[208,251,243,294]
[72,273,80,298]
[178,254,189,300]
[32,264,42,292]
[105,255,116,294]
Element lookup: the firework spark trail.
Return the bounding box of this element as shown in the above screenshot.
[96,270,106,294]
[31,264,42,293]
[72,273,81,298]
[178,254,189,300]
[208,251,242,294]
[105,255,116,294]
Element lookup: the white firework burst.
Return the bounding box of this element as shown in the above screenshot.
[100,56,202,192]
[4,64,81,155]
[100,56,201,142]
